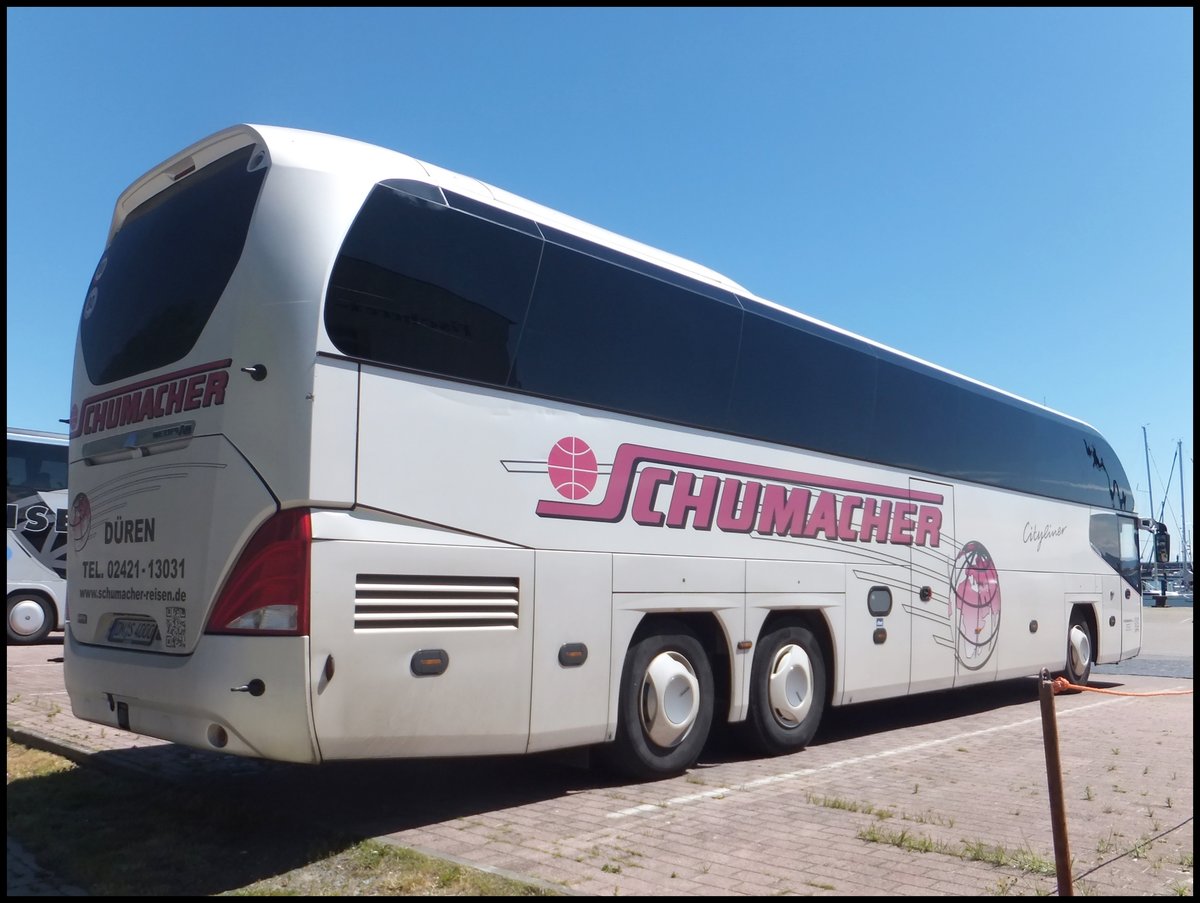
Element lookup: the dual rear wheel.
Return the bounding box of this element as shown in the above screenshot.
[600,621,827,779]
[745,625,827,756]
[600,626,714,780]
[602,612,1092,777]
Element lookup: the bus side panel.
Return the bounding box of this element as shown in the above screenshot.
[745,559,843,720]
[6,493,67,627]
[308,540,534,759]
[527,550,612,752]
[951,486,1110,682]
[1097,571,1128,663]
[309,357,360,507]
[985,571,1076,681]
[841,565,910,704]
[612,553,744,728]
[7,431,69,635]
[909,479,956,695]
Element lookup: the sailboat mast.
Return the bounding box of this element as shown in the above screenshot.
[1178,439,1188,574]
[1143,426,1155,526]
[1144,426,1156,575]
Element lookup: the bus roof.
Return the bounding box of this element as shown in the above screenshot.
[7,427,69,445]
[118,123,1098,433]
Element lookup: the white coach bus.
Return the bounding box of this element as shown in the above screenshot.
[65,125,1143,778]
[7,427,69,644]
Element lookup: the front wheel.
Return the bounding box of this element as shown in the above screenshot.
[745,625,827,756]
[7,593,55,645]
[599,627,714,780]
[1064,612,1094,686]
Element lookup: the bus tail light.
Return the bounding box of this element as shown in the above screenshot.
[207,508,311,636]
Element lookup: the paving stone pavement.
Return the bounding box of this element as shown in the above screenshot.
[7,837,89,897]
[7,606,1192,896]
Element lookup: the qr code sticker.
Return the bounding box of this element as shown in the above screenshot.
[165,605,186,649]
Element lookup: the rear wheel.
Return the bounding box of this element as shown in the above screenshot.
[7,593,55,645]
[1064,610,1094,686]
[746,625,827,755]
[600,626,714,780]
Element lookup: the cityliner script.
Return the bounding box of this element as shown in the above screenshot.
[537,443,944,546]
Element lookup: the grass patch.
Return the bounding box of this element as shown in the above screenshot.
[858,824,1056,877]
[7,739,559,896]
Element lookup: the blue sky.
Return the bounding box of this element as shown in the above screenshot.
[6,8,1193,550]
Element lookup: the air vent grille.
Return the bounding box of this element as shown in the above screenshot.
[354,575,519,630]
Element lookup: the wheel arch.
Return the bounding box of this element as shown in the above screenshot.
[1069,602,1099,659]
[1061,601,1098,686]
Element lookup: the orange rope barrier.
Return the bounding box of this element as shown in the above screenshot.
[1051,675,1193,697]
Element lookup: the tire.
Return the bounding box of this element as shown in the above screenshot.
[600,627,714,780]
[1064,611,1094,686]
[7,593,55,645]
[745,625,827,756]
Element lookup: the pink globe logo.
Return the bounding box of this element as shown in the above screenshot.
[547,437,598,500]
[70,492,92,552]
[952,540,1002,670]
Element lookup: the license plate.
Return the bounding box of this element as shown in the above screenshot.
[108,617,159,646]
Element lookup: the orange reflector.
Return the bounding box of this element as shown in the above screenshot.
[558,643,588,667]
[411,649,449,676]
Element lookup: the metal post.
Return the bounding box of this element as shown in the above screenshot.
[1038,669,1074,895]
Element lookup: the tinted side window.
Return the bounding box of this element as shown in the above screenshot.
[1037,422,1129,511]
[326,185,542,385]
[729,305,877,459]
[958,394,1037,489]
[732,302,1133,510]
[540,224,740,305]
[871,361,965,475]
[7,440,68,501]
[512,242,742,428]
[81,145,266,385]
[869,359,1131,510]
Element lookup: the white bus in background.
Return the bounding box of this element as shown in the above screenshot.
[7,427,69,644]
[64,125,1144,779]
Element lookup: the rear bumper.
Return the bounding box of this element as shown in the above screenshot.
[64,631,320,763]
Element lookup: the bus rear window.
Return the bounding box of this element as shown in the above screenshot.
[79,145,266,386]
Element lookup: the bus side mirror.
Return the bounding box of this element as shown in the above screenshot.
[1154,527,1171,564]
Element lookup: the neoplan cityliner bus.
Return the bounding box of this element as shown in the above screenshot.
[64,125,1144,779]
